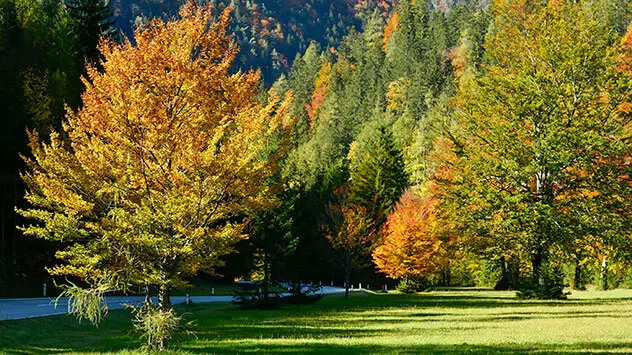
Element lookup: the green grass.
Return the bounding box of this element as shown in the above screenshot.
[3,289,632,354]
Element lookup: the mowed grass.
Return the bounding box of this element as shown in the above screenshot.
[2,289,632,354]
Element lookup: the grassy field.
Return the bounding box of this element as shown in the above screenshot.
[2,289,632,354]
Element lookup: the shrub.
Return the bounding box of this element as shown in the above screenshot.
[517,265,566,300]
[396,277,429,294]
[133,306,181,351]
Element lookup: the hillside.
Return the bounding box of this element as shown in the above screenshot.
[112,0,399,83]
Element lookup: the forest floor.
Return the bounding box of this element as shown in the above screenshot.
[2,288,632,354]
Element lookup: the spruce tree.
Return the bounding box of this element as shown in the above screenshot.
[350,125,408,223]
[66,0,116,67]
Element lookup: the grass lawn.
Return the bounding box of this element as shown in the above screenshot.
[2,289,632,354]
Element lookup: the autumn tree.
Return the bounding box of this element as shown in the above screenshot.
[441,0,632,298]
[18,3,293,350]
[373,190,447,283]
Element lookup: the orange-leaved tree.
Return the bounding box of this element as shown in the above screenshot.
[373,189,446,283]
[18,2,293,350]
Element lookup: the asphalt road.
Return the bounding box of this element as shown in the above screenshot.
[0,286,350,320]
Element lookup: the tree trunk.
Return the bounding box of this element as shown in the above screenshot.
[158,287,172,310]
[532,247,544,285]
[1,180,5,267]
[441,266,451,286]
[144,285,151,308]
[600,255,608,290]
[12,180,16,266]
[495,257,510,290]
[156,286,171,351]
[344,250,351,299]
[508,256,520,289]
[572,257,584,290]
[533,166,552,287]
[263,247,269,302]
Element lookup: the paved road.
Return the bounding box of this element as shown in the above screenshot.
[0,286,351,320]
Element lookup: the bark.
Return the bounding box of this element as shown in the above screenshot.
[572,257,584,290]
[158,287,172,310]
[532,246,545,285]
[533,165,552,286]
[156,287,171,351]
[600,255,608,290]
[263,246,269,302]
[441,266,451,286]
[144,285,151,308]
[12,180,16,266]
[497,256,521,290]
[344,250,351,299]
[495,257,510,290]
[508,256,520,289]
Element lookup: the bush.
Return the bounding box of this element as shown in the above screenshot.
[232,282,284,310]
[594,267,622,291]
[284,282,322,305]
[517,265,566,300]
[620,267,632,289]
[396,277,430,294]
[133,306,181,351]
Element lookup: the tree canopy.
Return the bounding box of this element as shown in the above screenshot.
[18,3,293,349]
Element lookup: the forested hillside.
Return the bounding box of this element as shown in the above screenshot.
[112,0,400,83]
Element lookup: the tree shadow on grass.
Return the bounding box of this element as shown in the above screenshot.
[180,341,632,354]
[193,324,383,340]
[475,309,632,323]
[3,292,632,354]
[306,294,600,314]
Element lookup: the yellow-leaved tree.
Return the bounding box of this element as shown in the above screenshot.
[373,190,446,283]
[18,2,293,350]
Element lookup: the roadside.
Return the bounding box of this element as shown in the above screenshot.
[0,285,352,320]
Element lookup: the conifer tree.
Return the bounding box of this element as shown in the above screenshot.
[66,0,117,67]
[350,125,408,224]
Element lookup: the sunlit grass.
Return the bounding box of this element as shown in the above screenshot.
[3,289,632,353]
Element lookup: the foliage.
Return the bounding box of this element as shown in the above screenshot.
[132,305,182,351]
[0,0,106,297]
[373,190,446,280]
[57,281,109,325]
[18,2,293,349]
[395,277,429,293]
[66,0,117,68]
[439,0,632,293]
[517,264,566,300]
[231,282,284,310]
[350,125,408,222]
[8,0,632,303]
